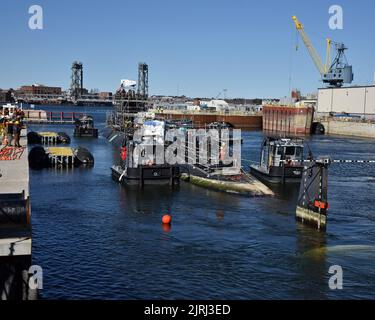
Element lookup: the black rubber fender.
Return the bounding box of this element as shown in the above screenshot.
[74,147,94,166]
[28,146,49,169]
[311,122,325,135]
[27,131,42,144]
[57,132,71,144]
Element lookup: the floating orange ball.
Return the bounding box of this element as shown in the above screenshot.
[162,214,172,225]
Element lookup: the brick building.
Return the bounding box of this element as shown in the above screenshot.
[18,84,62,95]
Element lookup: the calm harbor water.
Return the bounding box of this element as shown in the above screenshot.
[29,106,375,299]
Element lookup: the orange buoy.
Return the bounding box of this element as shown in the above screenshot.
[162,214,172,225]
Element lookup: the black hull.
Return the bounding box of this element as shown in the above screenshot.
[111,165,180,186]
[250,165,303,184]
[74,128,99,138]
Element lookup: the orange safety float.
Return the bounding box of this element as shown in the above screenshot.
[162,214,172,225]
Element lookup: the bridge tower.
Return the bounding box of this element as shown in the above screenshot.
[137,63,148,99]
[70,61,83,100]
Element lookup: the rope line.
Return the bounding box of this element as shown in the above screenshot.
[280,159,375,164]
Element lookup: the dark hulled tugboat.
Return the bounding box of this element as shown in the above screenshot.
[111,120,180,186]
[250,137,307,184]
[73,115,98,138]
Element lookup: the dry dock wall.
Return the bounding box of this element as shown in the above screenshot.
[262,105,314,135]
[319,118,375,138]
[316,86,375,138]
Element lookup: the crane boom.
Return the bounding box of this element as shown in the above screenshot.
[325,38,331,74]
[292,15,353,87]
[292,16,325,75]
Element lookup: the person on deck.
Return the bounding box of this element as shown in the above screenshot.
[5,119,14,147]
[13,117,22,147]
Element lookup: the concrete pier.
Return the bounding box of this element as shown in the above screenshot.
[0,129,36,300]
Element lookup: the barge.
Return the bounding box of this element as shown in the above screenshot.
[154,110,262,130]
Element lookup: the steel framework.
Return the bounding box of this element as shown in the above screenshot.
[137,63,148,99]
[70,61,83,100]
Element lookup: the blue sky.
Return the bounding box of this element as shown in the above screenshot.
[0,0,374,98]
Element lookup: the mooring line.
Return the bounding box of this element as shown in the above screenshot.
[281,159,375,164]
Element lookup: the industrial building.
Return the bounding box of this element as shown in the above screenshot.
[18,84,62,95]
[317,85,375,116]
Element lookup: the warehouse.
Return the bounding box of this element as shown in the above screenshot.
[317,85,375,116]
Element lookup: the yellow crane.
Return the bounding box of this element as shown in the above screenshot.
[292,15,331,75]
[292,15,353,87]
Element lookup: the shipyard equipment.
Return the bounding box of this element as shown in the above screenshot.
[292,16,353,87]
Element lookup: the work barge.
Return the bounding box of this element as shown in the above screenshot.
[154,110,262,130]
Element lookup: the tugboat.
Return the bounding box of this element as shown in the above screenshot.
[73,115,98,138]
[111,120,180,187]
[250,137,307,184]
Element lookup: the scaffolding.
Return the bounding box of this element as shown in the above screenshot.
[108,63,150,132]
